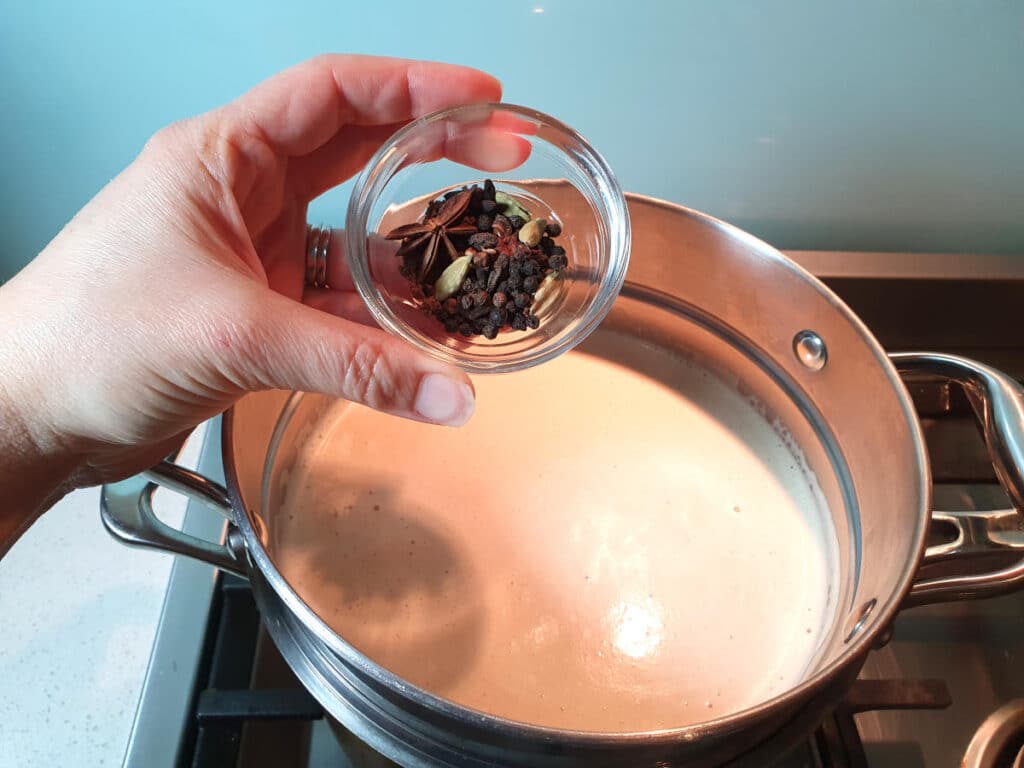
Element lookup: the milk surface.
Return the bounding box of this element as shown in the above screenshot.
[270,330,837,732]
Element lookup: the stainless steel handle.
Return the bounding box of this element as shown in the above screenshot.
[100,460,247,577]
[892,353,1024,607]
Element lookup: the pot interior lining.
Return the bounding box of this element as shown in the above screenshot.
[255,291,859,732]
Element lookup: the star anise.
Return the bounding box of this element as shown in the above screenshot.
[383,189,478,281]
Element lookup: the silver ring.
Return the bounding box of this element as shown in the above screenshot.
[304,225,331,288]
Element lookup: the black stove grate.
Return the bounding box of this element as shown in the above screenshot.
[179,575,322,768]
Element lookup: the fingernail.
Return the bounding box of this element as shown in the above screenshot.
[414,373,475,426]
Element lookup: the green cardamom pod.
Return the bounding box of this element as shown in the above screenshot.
[531,273,562,316]
[433,255,472,302]
[494,191,532,222]
[518,218,547,247]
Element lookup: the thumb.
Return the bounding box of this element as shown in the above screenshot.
[221,294,475,427]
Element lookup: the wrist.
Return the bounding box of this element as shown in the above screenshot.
[0,326,80,553]
[0,390,78,551]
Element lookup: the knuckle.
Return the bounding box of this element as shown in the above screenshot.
[190,292,276,392]
[306,53,336,71]
[142,119,192,157]
[343,339,402,410]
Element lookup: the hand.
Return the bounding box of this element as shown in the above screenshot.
[0,55,502,543]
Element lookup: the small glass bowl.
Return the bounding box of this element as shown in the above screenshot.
[345,103,630,374]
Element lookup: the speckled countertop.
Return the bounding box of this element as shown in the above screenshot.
[0,428,206,768]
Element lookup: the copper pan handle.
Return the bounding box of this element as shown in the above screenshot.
[892,353,1024,607]
[100,460,247,577]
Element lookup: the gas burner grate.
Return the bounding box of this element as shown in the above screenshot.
[812,680,951,768]
[179,575,323,768]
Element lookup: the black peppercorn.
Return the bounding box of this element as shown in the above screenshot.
[491,214,512,237]
[386,178,570,341]
[486,262,503,291]
[469,232,498,250]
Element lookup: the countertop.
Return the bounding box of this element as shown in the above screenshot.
[0,427,207,768]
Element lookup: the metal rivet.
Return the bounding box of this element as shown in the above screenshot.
[844,598,877,643]
[226,525,248,563]
[872,624,895,650]
[793,330,828,371]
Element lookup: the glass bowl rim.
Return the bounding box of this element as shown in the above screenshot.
[344,101,631,375]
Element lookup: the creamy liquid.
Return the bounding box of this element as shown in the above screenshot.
[270,333,837,732]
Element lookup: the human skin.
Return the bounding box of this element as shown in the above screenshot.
[0,55,512,556]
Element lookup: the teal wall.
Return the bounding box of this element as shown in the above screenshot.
[2,1,1022,283]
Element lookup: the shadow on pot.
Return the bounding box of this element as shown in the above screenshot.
[268,478,485,694]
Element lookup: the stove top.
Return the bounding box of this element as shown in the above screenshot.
[119,250,1024,768]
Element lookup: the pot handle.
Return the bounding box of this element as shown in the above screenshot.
[100,460,247,577]
[891,352,1024,607]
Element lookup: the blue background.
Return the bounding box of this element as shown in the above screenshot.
[2,0,1022,282]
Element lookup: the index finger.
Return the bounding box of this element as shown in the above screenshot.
[228,54,503,157]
